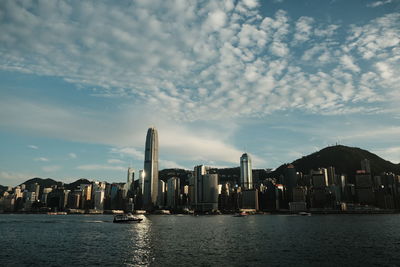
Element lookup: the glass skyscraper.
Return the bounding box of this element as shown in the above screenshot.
[240,153,253,190]
[143,127,159,209]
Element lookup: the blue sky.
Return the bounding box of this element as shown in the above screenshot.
[1,0,399,186]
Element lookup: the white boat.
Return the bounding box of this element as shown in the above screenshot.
[113,213,143,223]
[298,212,311,216]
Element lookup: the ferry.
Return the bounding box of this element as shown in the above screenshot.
[113,213,143,223]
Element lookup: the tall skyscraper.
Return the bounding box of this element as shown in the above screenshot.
[143,127,159,209]
[126,168,135,194]
[191,165,218,211]
[240,153,253,190]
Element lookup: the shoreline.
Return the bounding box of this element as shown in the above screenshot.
[1,210,399,215]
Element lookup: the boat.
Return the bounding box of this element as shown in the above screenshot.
[233,211,248,217]
[113,213,143,223]
[298,212,311,216]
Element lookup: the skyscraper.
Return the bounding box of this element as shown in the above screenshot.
[240,153,253,190]
[126,168,134,195]
[143,127,159,209]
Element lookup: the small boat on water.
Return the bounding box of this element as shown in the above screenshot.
[233,212,247,217]
[113,213,143,223]
[298,212,311,216]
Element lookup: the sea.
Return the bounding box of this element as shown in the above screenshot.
[0,214,399,266]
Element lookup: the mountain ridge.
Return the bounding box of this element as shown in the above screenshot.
[270,145,400,181]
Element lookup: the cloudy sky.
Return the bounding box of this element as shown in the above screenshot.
[0,0,399,186]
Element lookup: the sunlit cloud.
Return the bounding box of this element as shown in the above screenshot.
[34,157,49,162]
[77,164,126,171]
[42,165,62,172]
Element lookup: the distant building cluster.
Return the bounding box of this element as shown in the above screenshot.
[1,128,400,214]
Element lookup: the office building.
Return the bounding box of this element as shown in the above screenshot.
[143,127,159,209]
[240,153,253,190]
[167,177,180,209]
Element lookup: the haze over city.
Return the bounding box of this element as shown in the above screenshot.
[0,0,399,186]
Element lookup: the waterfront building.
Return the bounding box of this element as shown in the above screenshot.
[41,187,52,204]
[191,165,218,211]
[143,127,159,209]
[327,166,336,186]
[139,170,145,195]
[94,190,105,210]
[355,172,375,205]
[126,168,135,194]
[167,177,180,209]
[200,174,219,211]
[14,186,23,199]
[283,164,297,202]
[68,190,81,209]
[193,165,208,206]
[361,159,371,173]
[242,189,259,210]
[292,186,307,202]
[30,183,40,200]
[158,180,166,208]
[311,169,328,187]
[240,153,253,190]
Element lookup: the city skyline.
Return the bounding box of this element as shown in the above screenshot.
[1,0,400,186]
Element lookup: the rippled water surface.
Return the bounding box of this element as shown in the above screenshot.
[1,214,400,266]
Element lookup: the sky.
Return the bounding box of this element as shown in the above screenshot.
[0,0,399,186]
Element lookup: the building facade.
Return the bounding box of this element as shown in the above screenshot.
[143,127,159,209]
[240,153,253,190]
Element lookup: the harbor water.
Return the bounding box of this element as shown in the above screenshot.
[0,214,399,266]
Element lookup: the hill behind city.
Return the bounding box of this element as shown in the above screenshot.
[270,145,400,181]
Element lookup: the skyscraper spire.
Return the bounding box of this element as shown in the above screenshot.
[143,127,159,209]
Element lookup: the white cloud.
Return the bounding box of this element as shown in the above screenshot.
[0,170,36,185]
[107,159,126,164]
[68,153,77,159]
[0,2,398,121]
[110,147,144,159]
[373,146,400,164]
[367,0,394,7]
[34,157,49,162]
[42,165,62,172]
[77,164,126,171]
[340,54,360,72]
[159,159,186,169]
[293,16,314,43]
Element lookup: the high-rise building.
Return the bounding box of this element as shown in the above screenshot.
[284,164,297,201]
[191,165,218,211]
[200,174,219,211]
[193,165,208,206]
[125,168,135,197]
[361,159,371,174]
[94,190,105,210]
[139,170,145,195]
[158,180,166,208]
[127,168,134,189]
[167,177,180,209]
[240,153,253,190]
[143,127,159,209]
